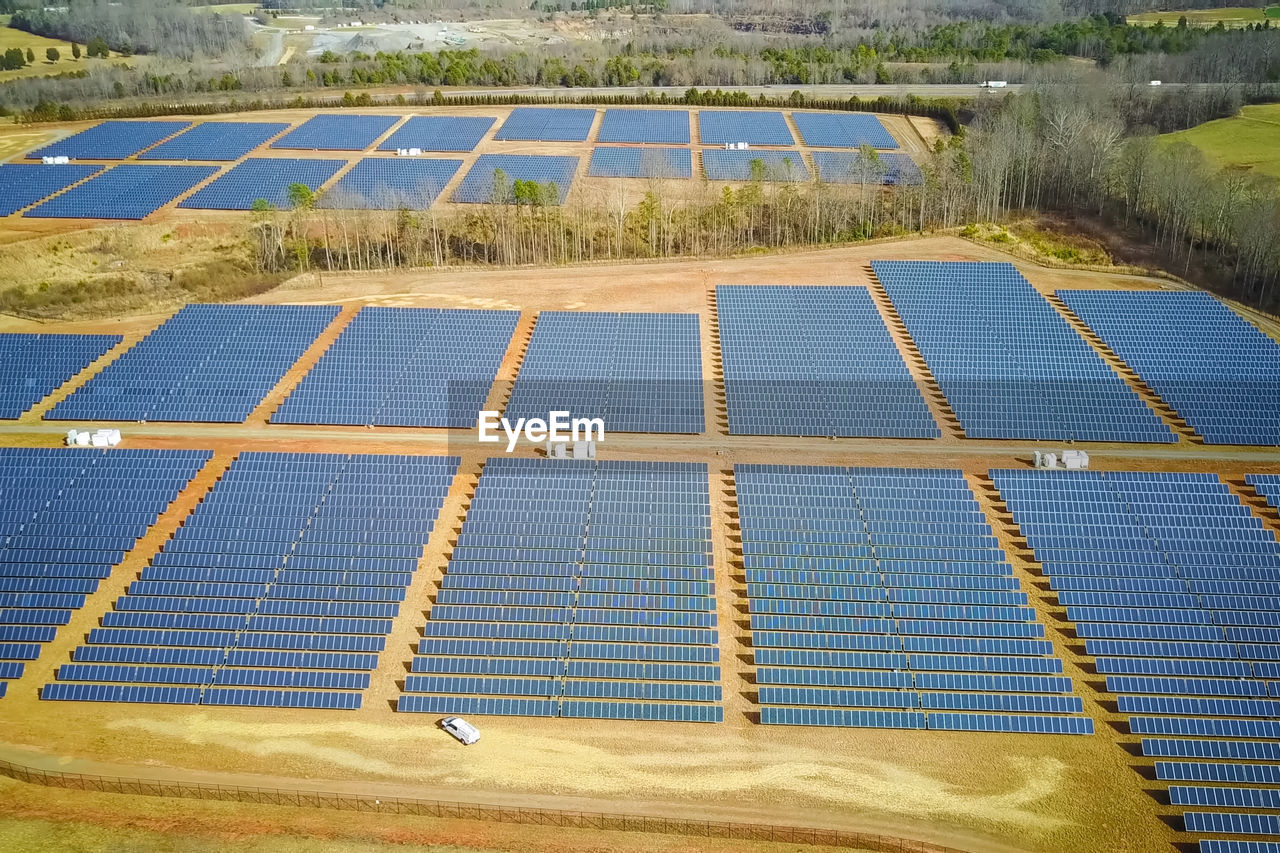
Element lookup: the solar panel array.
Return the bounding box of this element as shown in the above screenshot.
[0,333,121,418]
[28,121,192,160]
[792,113,898,149]
[1250,475,1280,516]
[321,158,462,210]
[506,312,703,434]
[271,307,519,427]
[271,114,400,150]
[812,152,922,186]
[46,304,339,423]
[597,109,691,144]
[25,165,219,220]
[1057,290,1280,445]
[0,164,103,216]
[139,122,291,161]
[377,116,495,152]
[993,469,1280,846]
[697,111,793,146]
[871,261,1174,442]
[717,286,938,438]
[397,457,721,722]
[740,465,1090,733]
[179,158,345,211]
[43,452,458,709]
[451,154,579,204]
[493,108,596,142]
[587,148,693,179]
[702,150,809,182]
[0,448,210,698]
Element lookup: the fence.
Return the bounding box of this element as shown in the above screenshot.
[0,755,970,852]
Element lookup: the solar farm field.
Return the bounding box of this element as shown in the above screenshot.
[1,219,1280,853]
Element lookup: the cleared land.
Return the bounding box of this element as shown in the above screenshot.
[1128,5,1274,26]
[0,21,109,83]
[1160,102,1280,177]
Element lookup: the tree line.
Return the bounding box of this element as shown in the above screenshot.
[9,0,248,61]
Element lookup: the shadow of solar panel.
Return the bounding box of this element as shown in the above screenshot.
[28,121,192,160]
[1058,290,1280,445]
[597,109,690,144]
[717,286,938,437]
[451,154,579,204]
[0,164,103,216]
[46,304,340,422]
[321,158,463,210]
[588,147,692,179]
[271,114,400,150]
[272,306,517,427]
[872,261,1176,442]
[812,151,921,186]
[698,110,793,146]
[0,333,120,418]
[792,112,898,149]
[179,158,345,210]
[702,149,808,181]
[139,122,291,161]
[493,108,595,142]
[377,116,495,152]
[25,165,219,220]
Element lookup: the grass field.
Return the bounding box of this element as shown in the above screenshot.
[1127,5,1275,26]
[190,4,258,14]
[1161,102,1280,178]
[0,21,93,83]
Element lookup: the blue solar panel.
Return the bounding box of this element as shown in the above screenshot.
[1058,290,1280,445]
[271,114,400,150]
[873,261,1175,442]
[451,154,579,204]
[698,110,792,146]
[377,116,495,152]
[25,165,218,220]
[505,312,703,434]
[588,147,692,179]
[179,158,345,210]
[702,150,809,181]
[1200,842,1280,853]
[0,164,103,216]
[139,122,290,161]
[812,151,921,186]
[321,157,462,209]
[47,304,339,423]
[1185,812,1280,835]
[29,121,192,160]
[493,108,595,142]
[718,286,938,437]
[792,112,898,149]
[0,333,120,418]
[597,109,690,144]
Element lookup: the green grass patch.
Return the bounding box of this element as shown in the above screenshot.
[1267,5,1280,17]
[1128,6,1265,26]
[1161,103,1280,179]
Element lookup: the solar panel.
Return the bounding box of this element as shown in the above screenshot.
[1058,290,1280,445]
[812,151,921,186]
[28,121,192,160]
[873,262,1175,442]
[47,304,340,423]
[377,116,495,152]
[179,158,345,210]
[792,112,898,149]
[698,110,793,146]
[597,109,691,144]
[0,333,120,418]
[272,307,518,427]
[25,165,219,220]
[271,114,401,150]
[1184,812,1280,835]
[321,158,462,210]
[505,312,703,434]
[451,154,579,204]
[702,150,809,182]
[0,164,103,216]
[588,148,692,179]
[139,122,291,161]
[718,286,938,437]
[493,108,595,142]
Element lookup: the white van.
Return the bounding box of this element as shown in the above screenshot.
[441,716,481,745]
